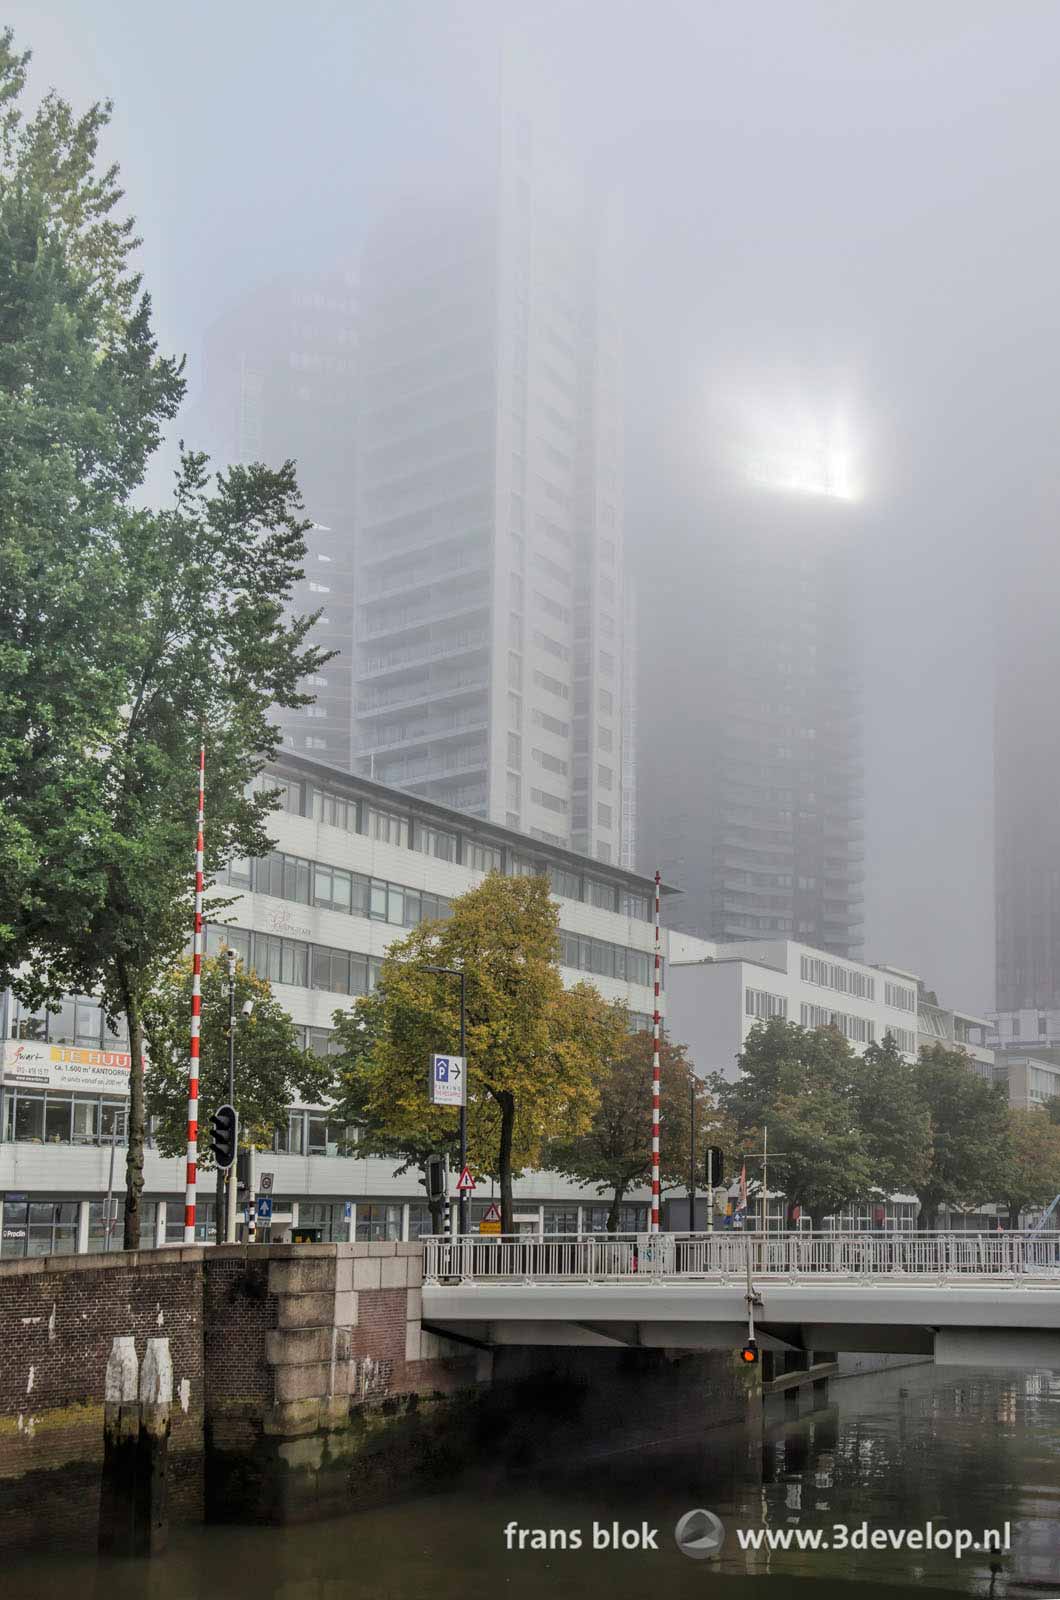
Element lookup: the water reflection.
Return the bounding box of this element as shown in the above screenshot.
[5,1365,1059,1600]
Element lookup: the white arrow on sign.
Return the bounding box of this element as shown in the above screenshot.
[430,1053,467,1108]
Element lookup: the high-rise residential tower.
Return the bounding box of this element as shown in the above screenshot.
[351,116,627,861]
[196,272,358,768]
[994,530,1060,1020]
[639,490,864,957]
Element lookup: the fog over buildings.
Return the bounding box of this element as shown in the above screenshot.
[18,0,1060,1014]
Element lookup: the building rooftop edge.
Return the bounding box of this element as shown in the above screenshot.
[269,750,677,898]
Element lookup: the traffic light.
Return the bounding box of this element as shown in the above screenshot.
[425,1153,446,1204]
[740,1338,759,1366]
[706,1146,725,1188]
[210,1103,238,1170]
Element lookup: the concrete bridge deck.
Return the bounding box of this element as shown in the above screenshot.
[422,1232,1060,1368]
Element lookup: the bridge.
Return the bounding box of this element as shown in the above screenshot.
[422,1232,1060,1370]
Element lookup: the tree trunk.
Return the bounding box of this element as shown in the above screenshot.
[1008,1204,1021,1231]
[606,1187,626,1234]
[119,967,145,1251]
[919,1200,938,1232]
[497,1091,515,1234]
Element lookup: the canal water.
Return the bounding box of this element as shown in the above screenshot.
[5,1362,1059,1600]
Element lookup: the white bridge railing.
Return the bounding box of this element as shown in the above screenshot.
[423,1230,1060,1286]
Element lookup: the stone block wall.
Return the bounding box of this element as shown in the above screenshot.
[0,1243,481,1552]
[204,1241,482,1524]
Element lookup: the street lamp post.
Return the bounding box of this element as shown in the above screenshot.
[688,1070,696,1228]
[422,965,467,1235]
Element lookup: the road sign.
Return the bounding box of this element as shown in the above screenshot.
[456,1164,475,1193]
[256,1195,273,1221]
[258,1171,274,1193]
[482,1201,501,1222]
[430,1053,466,1107]
[479,1220,501,1235]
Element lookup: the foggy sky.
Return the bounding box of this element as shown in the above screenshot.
[14,0,1060,1013]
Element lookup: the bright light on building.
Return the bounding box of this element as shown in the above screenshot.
[713,385,865,503]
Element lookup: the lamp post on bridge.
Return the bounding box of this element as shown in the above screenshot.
[422,964,467,1236]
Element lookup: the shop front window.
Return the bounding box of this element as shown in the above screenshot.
[355,1203,401,1242]
[298,1202,345,1242]
[87,1199,157,1253]
[543,1206,579,1235]
[26,1201,79,1257]
[407,1203,435,1239]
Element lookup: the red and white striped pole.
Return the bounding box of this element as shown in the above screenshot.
[184,745,206,1245]
[651,869,662,1233]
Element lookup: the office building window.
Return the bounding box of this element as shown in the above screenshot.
[549,866,582,901]
[414,823,458,863]
[365,807,410,848]
[466,841,502,873]
[745,987,788,1020]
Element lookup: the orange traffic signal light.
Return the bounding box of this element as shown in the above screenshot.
[740,1339,759,1365]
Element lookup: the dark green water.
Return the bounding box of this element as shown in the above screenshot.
[6,1363,1059,1600]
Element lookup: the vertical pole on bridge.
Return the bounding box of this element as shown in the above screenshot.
[184,743,206,1245]
[651,870,661,1234]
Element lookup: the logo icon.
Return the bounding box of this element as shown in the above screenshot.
[674,1509,726,1560]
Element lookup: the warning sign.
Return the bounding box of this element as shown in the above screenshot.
[479,1199,502,1236]
[456,1165,476,1193]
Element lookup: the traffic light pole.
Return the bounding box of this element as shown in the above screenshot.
[225,953,237,1243]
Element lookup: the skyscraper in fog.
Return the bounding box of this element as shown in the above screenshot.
[197,272,358,768]
[995,532,1060,1016]
[352,114,627,861]
[639,491,864,957]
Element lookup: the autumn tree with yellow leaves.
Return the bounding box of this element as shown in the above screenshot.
[336,873,609,1232]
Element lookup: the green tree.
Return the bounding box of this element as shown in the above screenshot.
[0,35,328,1246]
[353,873,603,1232]
[720,1018,874,1225]
[548,1024,720,1230]
[143,955,331,1159]
[855,1033,934,1198]
[0,31,184,963]
[331,989,457,1236]
[998,1107,1060,1229]
[915,1044,1012,1228]
[15,452,327,1246]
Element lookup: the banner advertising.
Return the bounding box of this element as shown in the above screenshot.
[0,1040,133,1095]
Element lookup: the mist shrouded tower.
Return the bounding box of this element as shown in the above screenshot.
[196,272,358,768]
[351,109,628,861]
[639,487,864,957]
[995,526,1060,1017]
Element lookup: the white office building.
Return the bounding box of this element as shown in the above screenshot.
[666,935,929,1078]
[0,755,664,1257]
